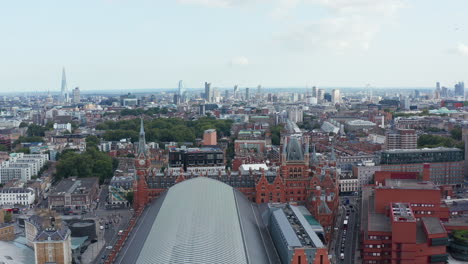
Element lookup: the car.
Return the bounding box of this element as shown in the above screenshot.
[106,246,113,250]
[118,230,123,235]
[340,253,345,260]
[100,226,104,230]
[105,224,109,229]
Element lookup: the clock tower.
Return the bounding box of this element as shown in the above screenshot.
[135,117,150,169]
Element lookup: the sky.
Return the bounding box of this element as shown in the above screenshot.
[0,0,467,92]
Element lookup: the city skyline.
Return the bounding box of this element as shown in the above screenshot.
[1,0,468,92]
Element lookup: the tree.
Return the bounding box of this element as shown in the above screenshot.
[125,191,134,205]
[17,147,30,154]
[86,135,100,149]
[27,124,46,137]
[4,211,12,223]
[0,144,7,151]
[451,127,462,141]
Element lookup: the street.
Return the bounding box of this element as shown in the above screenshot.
[332,195,360,264]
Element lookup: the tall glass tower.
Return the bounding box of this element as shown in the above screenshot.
[60,68,68,104]
[178,80,186,102]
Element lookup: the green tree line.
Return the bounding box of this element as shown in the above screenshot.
[96,117,233,144]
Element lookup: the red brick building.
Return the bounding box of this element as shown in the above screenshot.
[361,170,450,264]
[133,122,339,244]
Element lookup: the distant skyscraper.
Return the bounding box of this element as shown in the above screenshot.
[245,87,250,100]
[436,82,440,90]
[60,68,68,104]
[317,89,325,103]
[312,86,318,98]
[233,85,238,99]
[178,80,186,102]
[204,82,212,102]
[332,89,341,104]
[257,85,262,99]
[73,87,80,104]
[455,81,465,98]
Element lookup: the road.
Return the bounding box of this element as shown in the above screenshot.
[333,195,360,264]
[92,185,133,264]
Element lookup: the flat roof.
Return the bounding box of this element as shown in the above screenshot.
[383,179,438,190]
[422,217,446,235]
[51,177,98,195]
[382,147,462,154]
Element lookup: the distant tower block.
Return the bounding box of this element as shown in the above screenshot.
[463,127,468,178]
[203,129,217,146]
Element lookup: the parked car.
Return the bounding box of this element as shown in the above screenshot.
[100,226,104,230]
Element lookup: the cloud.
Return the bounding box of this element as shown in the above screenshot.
[457,43,468,56]
[277,0,405,51]
[180,0,406,52]
[230,56,250,66]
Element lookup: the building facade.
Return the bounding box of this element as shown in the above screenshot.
[0,187,35,206]
[385,129,417,150]
[361,170,450,264]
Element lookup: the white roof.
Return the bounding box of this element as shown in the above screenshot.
[239,163,268,172]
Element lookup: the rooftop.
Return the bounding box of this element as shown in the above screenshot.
[391,203,415,222]
[382,147,462,154]
[383,179,438,190]
[117,177,280,264]
[51,177,98,196]
[422,217,446,235]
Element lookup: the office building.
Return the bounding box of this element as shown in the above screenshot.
[168,146,224,174]
[72,87,80,104]
[455,81,465,97]
[317,89,325,103]
[245,87,250,100]
[178,80,186,102]
[379,148,464,185]
[332,89,340,104]
[385,129,417,150]
[204,82,212,102]
[287,107,303,123]
[361,170,450,264]
[59,68,68,104]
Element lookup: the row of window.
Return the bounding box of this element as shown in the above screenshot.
[368,235,390,240]
[410,203,435,207]
[365,244,391,249]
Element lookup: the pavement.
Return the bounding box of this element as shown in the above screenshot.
[81,222,106,264]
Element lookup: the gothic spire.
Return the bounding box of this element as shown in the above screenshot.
[137,117,146,156]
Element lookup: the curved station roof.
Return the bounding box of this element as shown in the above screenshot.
[116,177,280,264]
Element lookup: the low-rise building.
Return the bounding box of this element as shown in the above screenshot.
[48,177,99,212]
[109,175,134,206]
[0,223,15,241]
[0,187,35,206]
[34,227,72,264]
[339,173,358,193]
[352,161,381,188]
